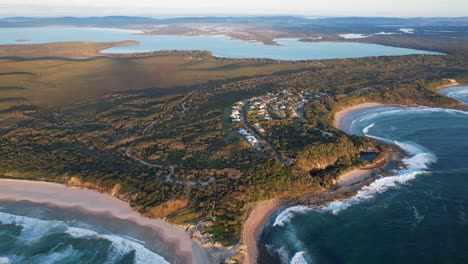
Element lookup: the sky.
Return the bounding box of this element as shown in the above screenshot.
[1,0,467,18]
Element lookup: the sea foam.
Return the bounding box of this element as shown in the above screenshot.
[362,123,375,134]
[321,124,436,214]
[273,206,313,227]
[0,212,169,264]
[290,251,308,264]
[273,106,443,226]
[272,139,435,225]
[443,87,468,104]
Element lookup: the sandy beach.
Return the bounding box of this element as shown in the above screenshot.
[242,102,390,263]
[0,179,210,264]
[435,79,460,91]
[334,102,401,187]
[242,200,281,264]
[337,169,374,186]
[334,102,383,130]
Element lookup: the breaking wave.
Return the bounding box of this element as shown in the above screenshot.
[273,139,436,225]
[273,206,313,227]
[441,86,468,104]
[0,212,169,264]
[362,123,375,134]
[273,106,444,226]
[290,251,308,264]
[265,87,468,264]
[349,106,468,134]
[321,138,435,214]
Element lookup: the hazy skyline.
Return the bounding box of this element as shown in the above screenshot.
[1,0,467,18]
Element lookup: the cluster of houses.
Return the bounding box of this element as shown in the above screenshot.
[230,101,244,122]
[253,123,266,134]
[231,88,330,152]
[238,128,264,151]
[244,89,330,123]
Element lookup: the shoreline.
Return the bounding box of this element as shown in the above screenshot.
[247,84,468,262]
[242,200,281,264]
[434,78,460,91]
[333,102,383,129]
[0,179,210,264]
[244,102,399,263]
[336,168,375,186]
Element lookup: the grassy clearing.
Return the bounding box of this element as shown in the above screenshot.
[0,43,315,110]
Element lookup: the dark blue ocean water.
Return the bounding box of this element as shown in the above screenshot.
[0,201,170,264]
[0,86,466,264]
[259,86,468,264]
[0,27,441,60]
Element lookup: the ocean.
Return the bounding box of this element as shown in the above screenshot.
[0,201,171,264]
[0,27,441,60]
[259,86,468,264]
[1,86,466,264]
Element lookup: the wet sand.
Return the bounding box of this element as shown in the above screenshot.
[0,179,210,264]
[243,200,281,264]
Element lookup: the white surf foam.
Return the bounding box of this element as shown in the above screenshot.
[395,141,436,170]
[447,89,468,97]
[0,257,10,264]
[0,212,169,264]
[290,251,308,264]
[273,206,313,227]
[276,246,291,264]
[375,32,398,35]
[0,212,67,242]
[273,106,448,226]
[32,245,81,263]
[322,169,428,214]
[400,28,415,34]
[321,140,435,214]
[445,88,468,104]
[363,123,375,134]
[346,106,468,141]
[339,33,371,39]
[350,106,468,135]
[66,225,169,264]
[273,140,435,223]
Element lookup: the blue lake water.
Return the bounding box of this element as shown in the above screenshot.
[0,27,442,60]
[259,86,468,264]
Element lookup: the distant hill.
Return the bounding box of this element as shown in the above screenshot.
[1,16,467,28]
[1,16,467,37]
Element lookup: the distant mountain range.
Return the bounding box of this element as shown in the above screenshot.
[1,16,467,28]
[1,16,467,37]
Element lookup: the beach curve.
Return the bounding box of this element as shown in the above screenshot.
[242,200,281,264]
[0,179,210,264]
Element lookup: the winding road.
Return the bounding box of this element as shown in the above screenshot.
[241,102,294,165]
[124,98,216,187]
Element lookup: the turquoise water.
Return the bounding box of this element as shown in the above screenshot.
[259,86,468,264]
[0,201,171,264]
[0,27,442,60]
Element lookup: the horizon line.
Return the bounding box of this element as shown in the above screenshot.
[1,15,468,19]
